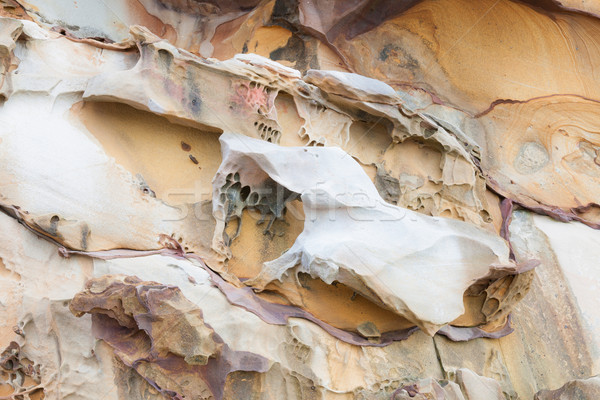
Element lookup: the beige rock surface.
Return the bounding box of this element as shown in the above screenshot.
[534,376,600,400]
[0,0,599,399]
[392,368,505,400]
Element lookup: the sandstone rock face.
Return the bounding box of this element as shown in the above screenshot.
[392,368,506,400]
[0,1,598,399]
[534,376,600,400]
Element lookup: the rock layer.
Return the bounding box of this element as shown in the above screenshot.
[213,132,518,335]
[0,0,599,399]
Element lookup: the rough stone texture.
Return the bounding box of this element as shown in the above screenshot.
[392,368,505,400]
[213,132,518,335]
[0,1,599,399]
[534,376,600,400]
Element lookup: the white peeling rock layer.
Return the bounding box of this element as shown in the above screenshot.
[213,132,513,335]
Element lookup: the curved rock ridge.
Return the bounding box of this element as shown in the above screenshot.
[1,204,595,399]
[78,24,493,232]
[57,243,518,346]
[0,209,516,399]
[0,17,495,238]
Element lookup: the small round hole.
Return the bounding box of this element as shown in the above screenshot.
[240,186,251,202]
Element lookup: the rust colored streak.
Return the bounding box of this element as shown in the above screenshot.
[476,93,600,118]
[492,184,600,230]
[486,174,600,230]
[59,246,183,259]
[0,203,66,247]
[500,198,514,242]
[49,26,137,51]
[0,0,32,20]
[437,315,514,341]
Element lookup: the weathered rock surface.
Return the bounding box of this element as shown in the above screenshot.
[213,132,518,335]
[70,274,269,400]
[392,368,505,400]
[0,0,599,399]
[534,376,600,400]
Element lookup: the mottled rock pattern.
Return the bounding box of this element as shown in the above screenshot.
[0,0,599,399]
[534,376,600,400]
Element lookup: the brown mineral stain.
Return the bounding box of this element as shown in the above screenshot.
[0,0,33,20]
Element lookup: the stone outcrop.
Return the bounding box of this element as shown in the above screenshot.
[0,1,599,399]
[534,376,600,400]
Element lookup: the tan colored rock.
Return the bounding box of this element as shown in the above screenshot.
[212,132,521,335]
[0,210,118,399]
[0,187,553,400]
[392,368,505,400]
[476,96,600,228]
[0,1,599,398]
[535,376,600,400]
[0,341,44,399]
[304,69,402,104]
[13,0,600,119]
[0,209,447,399]
[392,379,465,399]
[70,274,268,400]
[0,17,20,100]
[78,25,494,229]
[454,368,505,400]
[0,15,526,341]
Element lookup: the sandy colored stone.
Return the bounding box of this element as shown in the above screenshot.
[213,132,523,335]
[392,368,505,400]
[475,96,600,228]
[70,274,268,400]
[535,376,600,400]
[0,15,523,341]
[0,210,446,399]
[1,2,599,399]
